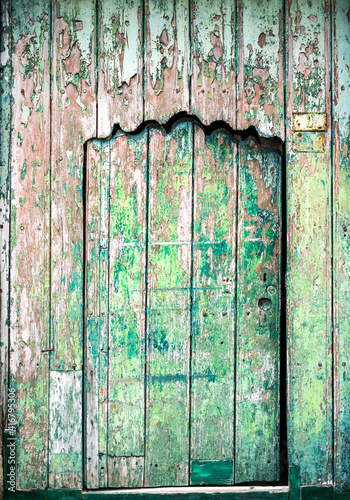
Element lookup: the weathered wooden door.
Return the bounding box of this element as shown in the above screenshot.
[85,118,281,488]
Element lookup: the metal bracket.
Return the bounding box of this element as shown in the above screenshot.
[292,113,326,153]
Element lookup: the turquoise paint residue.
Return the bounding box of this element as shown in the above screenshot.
[20,160,27,180]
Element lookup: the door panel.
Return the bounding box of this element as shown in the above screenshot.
[190,126,237,484]
[108,132,148,486]
[85,119,282,488]
[235,139,282,482]
[145,123,193,486]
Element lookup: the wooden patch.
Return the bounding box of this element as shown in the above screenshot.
[191,460,234,486]
[49,371,82,488]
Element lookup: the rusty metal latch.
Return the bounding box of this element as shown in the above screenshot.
[292,113,326,153]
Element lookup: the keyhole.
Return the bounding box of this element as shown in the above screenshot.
[258,297,272,311]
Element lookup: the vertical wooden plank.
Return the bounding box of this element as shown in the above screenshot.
[85,140,110,489]
[333,0,350,491]
[0,0,12,484]
[237,0,284,138]
[9,0,51,489]
[98,0,143,135]
[286,0,332,485]
[190,127,237,485]
[49,371,82,488]
[235,138,281,482]
[51,0,96,488]
[145,122,193,486]
[86,140,101,489]
[51,0,96,371]
[0,1,11,494]
[97,140,110,489]
[191,0,236,127]
[107,131,148,487]
[145,0,190,122]
[86,315,100,489]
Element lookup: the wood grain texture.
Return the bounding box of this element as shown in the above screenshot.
[51,0,96,371]
[286,0,332,486]
[49,371,83,488]
[333,0,350,491]
[50,0,97,489]
[235,138,281,483]
[86,140,102,489]
[108,131,148,487]
[97,0,143,135]
[145,122,193,486]
[9,0,51,489]
[82,490,289,500]
[191,127,237,474]
[0,0,11,481]
[191,0,236,127]
[237,0,284,138]
[108,457,144,488]
[145,0,190,122]
[98,142,110,488]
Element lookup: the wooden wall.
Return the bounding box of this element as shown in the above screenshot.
[0,0,349,492]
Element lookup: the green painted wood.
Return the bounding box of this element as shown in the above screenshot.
[289,466,300,500]
[286,0,332,486]
[190,127,237,481]
[191,460,234,486]
[82,491,290,500]
[10,0,51,489]
[49,372,83,488]
[191,0,236,127]
[300,487,334,500]
[86,141,102,489]
[108,457,144,488]
[235,138,281,483]
[145,0,190,122]
[145,122,193,486]
[97,0,143,135]
[192,127,237,290]
[237,0,284,138]
[333,0,350,492]
[48,491,82,500]
[86,141,109,489]
[98,140,110,489]
[3,493,48,500]
[107,131,148,487]
[86,316,101,489]
[190,289,234,466]
[0,0,11,456]
[51,0,96,372]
